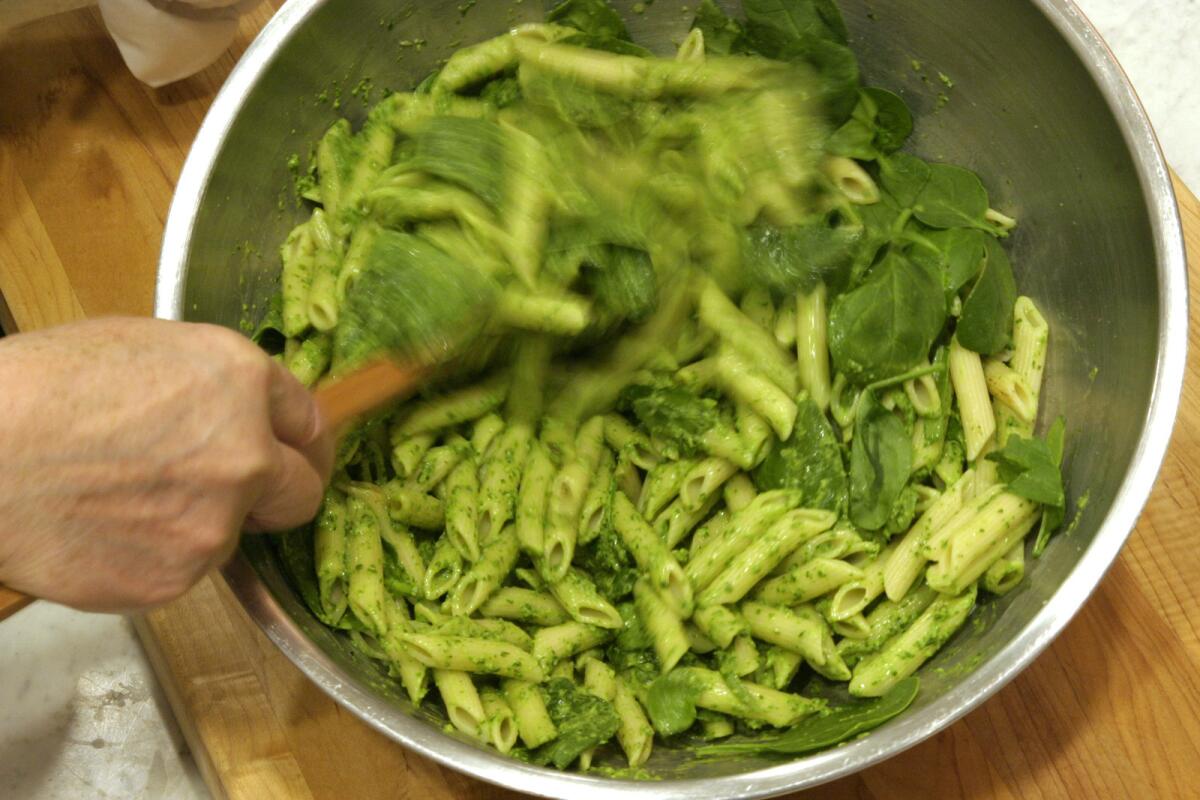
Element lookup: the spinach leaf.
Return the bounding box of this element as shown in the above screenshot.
[519,62,636,127]
[827,87,912,159]
[584,245,657,323]
[913,163,990,230]
[546,0,629,40]
[743,0,847,47]
[781,35,860,122]
[741,220,862,294]
[697,677,918,756]
[333,231,496,369]
[926,227,987,295]
[533,678,620,769]
[645,670,703,736]
[753,396,847,513]
[878,152,931,209]
[864,87,913,153]
[849,392,912,530]
[693,0,752,55]
[956,236,1016,355]
[409,116,509,209]
[828,252,946,383]
[988,427,1065,508]
[624,382,724,458]
[576,527,638,601]
[1032,417,1067,556]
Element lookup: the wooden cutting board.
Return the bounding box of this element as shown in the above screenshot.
[3,7,1200,799]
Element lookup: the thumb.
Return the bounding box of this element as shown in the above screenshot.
[243,442,327,532]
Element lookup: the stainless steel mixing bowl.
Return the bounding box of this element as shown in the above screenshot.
[155,1,1188,796]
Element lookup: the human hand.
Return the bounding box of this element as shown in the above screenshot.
[0,317,332,611]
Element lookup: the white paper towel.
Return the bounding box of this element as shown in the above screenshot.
[97,0,262,87]
[0,0,262,87]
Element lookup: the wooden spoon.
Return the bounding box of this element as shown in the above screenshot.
[0,585,33,621]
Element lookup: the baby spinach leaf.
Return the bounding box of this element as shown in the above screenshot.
[534,678,621,769]
[584,245,657,323]
[783,35,860,122]
[913,163,990,230]
[1032,417,1067,556]
[546,0,629,40]
[878,152,931,209]
[929,228,987,294]
[828,252,946,383]
[693,0,752,55]
[624,382,725,458]
[956,236,1016,355]
[743,0,847,47]
[646,670,703,736]
[754,396,847,513]
[577,527,638,602]
[863,87,913,153]
[825,116,876,160]
[696,677,919,756]
[409,116,509,209]
[741,220,862,294]
[849,392,912,530]
[988,428,1065,507]
[829,88,913,159]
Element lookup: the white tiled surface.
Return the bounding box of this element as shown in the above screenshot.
[0,2,1196,799]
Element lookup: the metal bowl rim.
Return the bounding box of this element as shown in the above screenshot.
[156,1,1189,797]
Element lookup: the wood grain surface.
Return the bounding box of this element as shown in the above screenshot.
[2,6,1199,799]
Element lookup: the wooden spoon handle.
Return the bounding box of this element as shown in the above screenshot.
[0,585,33,621]
[312,358,428,432]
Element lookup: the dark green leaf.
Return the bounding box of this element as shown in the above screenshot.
[849,392,912,530]
[533,678,620,769]
[584,245,657,323]
[829,88,913,160]
[334,231,497,368]
[692,0,751,55]
[754,396,847,512]
[742,221,862,294]
[956,236,1017,355]
[913,163,990,230]
[926,228,987,295]
[646,670,703,736]
[743,0,847,47]
[546,0,629,39]
[409,116,509,209]
[826,116,877,160]
[519,61,636,127]
[829,252,946,383]
[576,527,638,601]
[625,382,725,458]
[879,152,931,208]
[696,677,919,756]
[786,35,860,122]
[862,87,912,153]
[988,431,1065,507]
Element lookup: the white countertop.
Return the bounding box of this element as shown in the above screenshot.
[1,2,1197,798]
